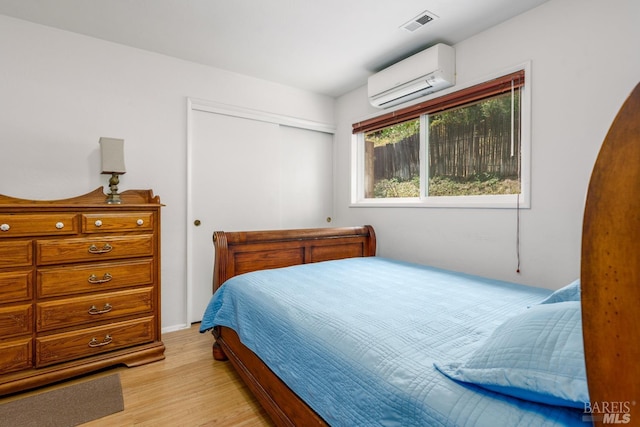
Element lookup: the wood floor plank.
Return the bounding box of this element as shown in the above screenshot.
[80,323,273,426]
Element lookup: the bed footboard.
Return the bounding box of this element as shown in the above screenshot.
[581,83,640,425]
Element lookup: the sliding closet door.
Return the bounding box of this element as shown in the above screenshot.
[188,109,333,323]
[278,125,333,228]
[189,111,281,323]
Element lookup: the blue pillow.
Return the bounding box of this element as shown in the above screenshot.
[435,301,588,408]
[539,279,581,304]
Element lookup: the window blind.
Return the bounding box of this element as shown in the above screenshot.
[352,70,525,134]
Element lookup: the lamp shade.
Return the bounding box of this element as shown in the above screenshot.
[99,137,126,174]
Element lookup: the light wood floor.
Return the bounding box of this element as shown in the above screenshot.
[4,324,274,426]
[84,323,274,426]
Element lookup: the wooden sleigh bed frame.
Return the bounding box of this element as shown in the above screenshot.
[209,83,640,427]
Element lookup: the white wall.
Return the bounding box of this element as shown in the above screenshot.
[0,15,335,331]
[333,0,640,289]
[2,0,638,331]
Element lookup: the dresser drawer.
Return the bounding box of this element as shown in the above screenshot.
[0,337,32,374]
[0,269,32,303]
[0,240,33,268]
[36,316,155,367]
[37,259,154,297]
[37,287,153,331]
[0,304,33,337]
[0,213,78,238]
[82,212,154,233]
[36,234,154,265]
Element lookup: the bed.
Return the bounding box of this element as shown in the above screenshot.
[200,82,640,427]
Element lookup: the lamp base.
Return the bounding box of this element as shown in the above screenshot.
[105,193,122,204]
[105,173,122,204]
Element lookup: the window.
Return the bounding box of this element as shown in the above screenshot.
[352,68,529,208]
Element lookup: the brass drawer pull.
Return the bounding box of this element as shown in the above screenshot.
[88,303,113,315]
[88,273,113,284]
[88,335,113,348]
[88,243,113,254]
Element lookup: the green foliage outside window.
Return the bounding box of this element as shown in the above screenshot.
[365,91,520,198]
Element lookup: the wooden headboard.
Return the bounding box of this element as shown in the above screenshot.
[212,225,376,292]
[581,82,640,425]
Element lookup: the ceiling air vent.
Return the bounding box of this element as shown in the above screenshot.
[401,10,438,32]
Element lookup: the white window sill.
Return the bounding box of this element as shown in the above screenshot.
[350,194,529,209]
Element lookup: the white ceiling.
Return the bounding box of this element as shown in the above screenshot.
[0,0,549,97]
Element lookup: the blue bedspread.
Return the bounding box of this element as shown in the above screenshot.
[200,257,585,426]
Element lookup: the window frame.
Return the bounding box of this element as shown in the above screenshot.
[351,63,531,209]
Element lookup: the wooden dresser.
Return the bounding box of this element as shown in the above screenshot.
[0,188,164,395]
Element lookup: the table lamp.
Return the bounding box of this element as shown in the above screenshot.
[99,137,126,204]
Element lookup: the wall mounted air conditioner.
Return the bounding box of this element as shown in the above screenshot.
[368,43,455,109]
